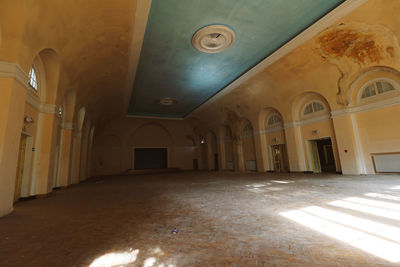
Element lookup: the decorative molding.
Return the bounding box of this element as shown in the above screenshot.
[0,61,29,88]
[25,92,41,110]
[40,103,56,114]
[26,93,57,114]
[0,61,56,114]
[255,126,284,135]
[60,122,73,130]
[123,0,153,114]
[126,114,184,121]
[284,114,331,129]
[331,95,400,118]
[187,0,368,118]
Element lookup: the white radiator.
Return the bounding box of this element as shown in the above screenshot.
[373,153,400,173]
[245,160,257,171]
[226,161,234,170]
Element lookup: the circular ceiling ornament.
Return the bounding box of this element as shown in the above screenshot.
[157,97,177,106]
[192,25,235,54]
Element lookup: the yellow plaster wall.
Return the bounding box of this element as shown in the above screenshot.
[356,104,400,173]
[35,114,56,194]
[23,102,39,193]
[59,129,72,187]
[93,118,196,175]
[242,136,256,162]
[0,77,26,216]
[23,103,39,137]
[265,130,286,146]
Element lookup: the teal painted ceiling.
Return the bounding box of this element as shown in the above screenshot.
[128,0,345,118]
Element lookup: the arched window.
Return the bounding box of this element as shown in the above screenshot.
[28,66,39,91]
[266,114,282,127]
[361,80,395,99]
[303,101,325,116]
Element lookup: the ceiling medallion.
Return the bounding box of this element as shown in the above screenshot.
[157,97,177,106]
[192,25,235,54]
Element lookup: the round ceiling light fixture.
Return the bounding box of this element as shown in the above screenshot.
[157,97,177,106]
[192,25,235,54]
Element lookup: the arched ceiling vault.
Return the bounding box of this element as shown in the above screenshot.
[1,0,374,128]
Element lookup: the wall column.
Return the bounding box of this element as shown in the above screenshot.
[79,138,88,181]
[206,132,214,170]
[254,130,268,172]
[217,129,226,170]
[35,112,58,195]
[332,113,365,175]
[59,125,73,187]
[0,74,27,216]
[284,125,307,172]
[234,136,245,172]
[86,127,95,178]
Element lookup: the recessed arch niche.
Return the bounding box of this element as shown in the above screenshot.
[128,123,174,169]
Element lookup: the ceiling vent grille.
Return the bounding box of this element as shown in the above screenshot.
[157,97,177,106]
[192,25,235,54]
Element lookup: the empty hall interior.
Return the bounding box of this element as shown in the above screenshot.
[2,0,400,266]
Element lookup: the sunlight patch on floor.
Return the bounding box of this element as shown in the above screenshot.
[329,200,400,221]
[301,206,400,243]
[271,180,293,184]
[344,197,400,211]
[365,193,400,202]
[89,249,139,267]
[281,209,400,263]
[281,191,400,263]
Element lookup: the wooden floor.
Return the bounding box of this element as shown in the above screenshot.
[1,171,400,266]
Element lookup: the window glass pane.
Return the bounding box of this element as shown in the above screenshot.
[304,104,313,115]
[381,81,395,93]
[28,67,38,91]
[314,102,324,112]
[312,102,317,112]
[362,84,376,99]
[267,115,282,127]
[376,81,383,94]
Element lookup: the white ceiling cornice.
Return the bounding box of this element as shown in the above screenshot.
[123,0,153,114]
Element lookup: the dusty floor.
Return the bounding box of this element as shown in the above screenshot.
[1,172,400,266]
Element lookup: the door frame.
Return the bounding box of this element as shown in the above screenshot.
[132,146,169,169]
[15,132,34,201]
[306,136,337,173]
[269,143,288,172]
